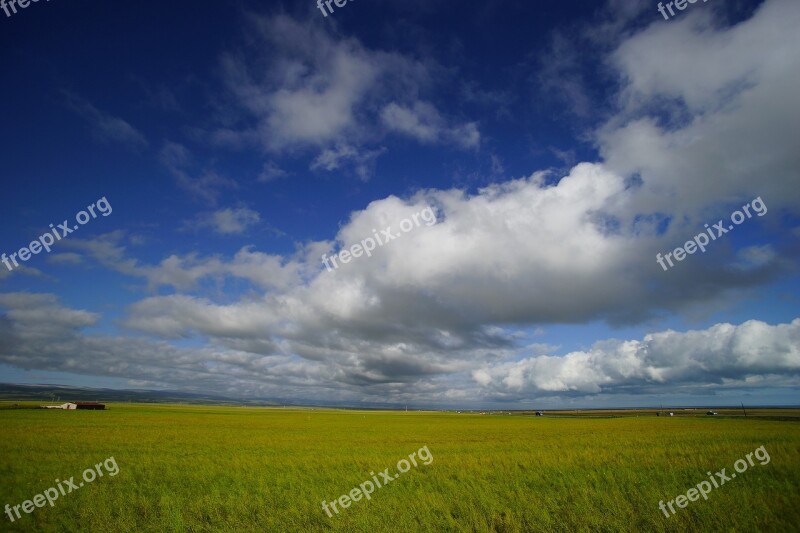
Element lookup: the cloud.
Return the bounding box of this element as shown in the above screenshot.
[216,14,480,178]
[380,101,480,148]
[472,319,800,398]
[599,0,800,218]
[534,33,596,120]
[61,232,304,293]
[532,0,800,226]
[0,293,309,397]
[109,159,786,392]
[1,292,797,405]
[0,292,468,401]
[0,293,99,335]
[63,92,148,149]
[67,150,789,382]
[160,141,237,204]
[64,131,783,406]
[0,265,46,281]
[219,15,385,151]
[257,161,289,183]
[310,144,386,181]
[190,208,261,235]
[46,253,84,265]
[531,0,653,122]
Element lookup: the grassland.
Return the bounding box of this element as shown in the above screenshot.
[1,404,798,532]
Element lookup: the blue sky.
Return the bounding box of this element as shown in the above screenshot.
[1,0,798,408]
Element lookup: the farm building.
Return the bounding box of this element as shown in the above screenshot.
[44,403,76,409]
[75,402,106,410]
[42,402,106,410]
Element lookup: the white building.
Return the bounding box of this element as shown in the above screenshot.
[43,403,77,409]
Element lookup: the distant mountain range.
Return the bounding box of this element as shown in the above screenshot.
[0,383,279,406]
[0,383,408,409]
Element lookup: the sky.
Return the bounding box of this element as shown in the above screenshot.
[0,0,798,408]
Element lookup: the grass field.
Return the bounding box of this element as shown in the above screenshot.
[1,404,798,532]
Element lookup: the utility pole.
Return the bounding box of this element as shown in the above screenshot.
[741,402,747,417]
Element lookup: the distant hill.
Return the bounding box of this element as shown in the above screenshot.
[0,383,428,410]
[0,383,278,406]
[0,383,407,409]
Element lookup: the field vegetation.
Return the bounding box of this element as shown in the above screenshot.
[1,403,798,532]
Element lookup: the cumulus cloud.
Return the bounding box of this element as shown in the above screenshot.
[62,144,790,398]
[599,0,800,218]
[472,319,800,398]
[0,292,479,402]
[0,292,797,405]
[96,160,780,404]
[0,293,320,398]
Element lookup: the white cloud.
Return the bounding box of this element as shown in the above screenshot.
[0,293,314,397]
[473,319,800,397]
[599,0,800,218]
[732,245,778,271]
[217,14,480,178]
[107,158,786,397]
[0,293,99,334]
[220,15,385,151]
[61,232,304,293]
[192,208,261,235]
[310,144,386,181]
[67,149,788,379]
[1,292,797,405]
[380,101,480,148]
[0,265,46,281]
[46,253,84,265]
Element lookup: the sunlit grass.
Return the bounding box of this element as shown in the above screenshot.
[1,404,798,532]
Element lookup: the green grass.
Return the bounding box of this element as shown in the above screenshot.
[1,404,798,532]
